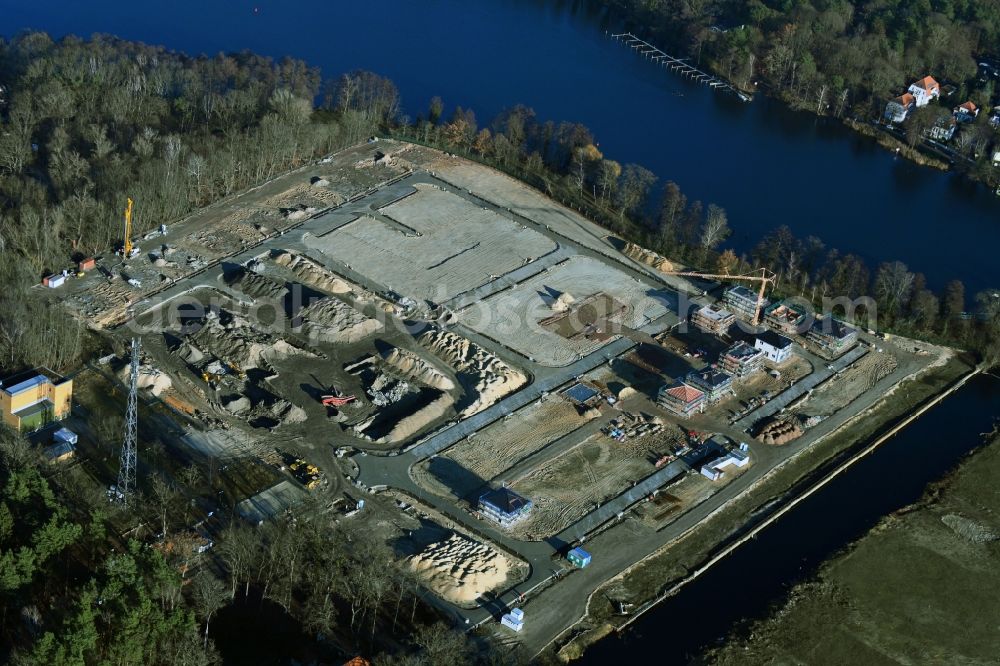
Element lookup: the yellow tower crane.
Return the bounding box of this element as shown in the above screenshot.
[122,197,135,258]
[662,267,777,326]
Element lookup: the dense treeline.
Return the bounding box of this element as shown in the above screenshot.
[0,32,381,370]
[402,95,1000,364]
[0,426,518,665]
[603,0,1000,181]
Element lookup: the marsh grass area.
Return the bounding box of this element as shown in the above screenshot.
[710,431,1000,665]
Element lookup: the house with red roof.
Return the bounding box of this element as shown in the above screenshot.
[884,92,915,123]
[953,100,979,123]
[908,76,941,107]
[657,381,706,417]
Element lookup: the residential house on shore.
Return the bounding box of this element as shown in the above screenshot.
[954,101,979,122]
[929,115,957,141]
[908,76,941,107]
[884,92,915,123]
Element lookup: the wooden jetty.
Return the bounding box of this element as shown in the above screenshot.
[610,32,751,102]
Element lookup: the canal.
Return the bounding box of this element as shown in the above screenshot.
[3,0,998,292]
[579,372,1000,663]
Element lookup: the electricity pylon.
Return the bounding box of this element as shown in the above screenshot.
[116,338,140,508]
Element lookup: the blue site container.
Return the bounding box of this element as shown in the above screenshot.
[567,547,591,568]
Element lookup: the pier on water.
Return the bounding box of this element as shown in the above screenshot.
[610,32,750,101]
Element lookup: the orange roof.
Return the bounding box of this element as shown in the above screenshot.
[914,76,939,91]
[666,383,704,404]
[344,658,371,666]
[896,93,915,106]
[959,101,977,112]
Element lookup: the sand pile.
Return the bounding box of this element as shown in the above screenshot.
[380,393,454,444]
[273,251,353,294]
[408,533,514,605]
[620,241,675,273]
[380,346,455,390]
[299,297,381,344]
[229,271,289,302]
[418,329,527,416]
[119,364,172,397]
[756,418,803,445]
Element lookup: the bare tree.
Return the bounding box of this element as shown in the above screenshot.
[700,204,731,250]
[191,573,229,649]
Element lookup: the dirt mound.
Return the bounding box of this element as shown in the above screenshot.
[620,241,675,273]
[408,533,515,605]
[190,314,315,371]
[380,346,455,390]
[223,395,251,414]
[299,297,381,344]
[269,399,307,425]
[119,363,172,397]
[229,271,288,302]
[176,343,205,364]
[272,251,353,294]
[282,204,319,221]
[756,418,803,445]
[380,393,454,444]
[418,329,527,416]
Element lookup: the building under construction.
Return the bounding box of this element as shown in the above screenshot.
[657,381,706,417]
[686,368,734,403]
[764,300,811,335]
[723,285,768,322]
[0,369,73,432]
[807,317,859,357]
[479,487,533,527]
[719,341,764,379]
[690,304,736,335]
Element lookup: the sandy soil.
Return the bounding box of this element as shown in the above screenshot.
[418,328,527,416]
[408,532,519,606]
[413,396,596,500]
[793,351,898,417]
[460,256,672,366]
[508,418,676,540]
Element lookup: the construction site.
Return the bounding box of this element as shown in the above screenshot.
[32,139,957,657]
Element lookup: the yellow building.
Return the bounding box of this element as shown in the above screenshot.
[0,370,73,432]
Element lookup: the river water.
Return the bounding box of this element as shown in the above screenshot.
[4,1,1000,661]
[4,0,998,292]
